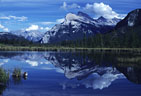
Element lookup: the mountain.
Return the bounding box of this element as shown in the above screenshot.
[10,30,45,42]
[98,16,121,26]
[90,9,141,48]
[60,9,141,48]
[117,66,141,84]
[0,32,32,45]
[116,9,141,28]
[110,9,141,47]
[41,11,121,43]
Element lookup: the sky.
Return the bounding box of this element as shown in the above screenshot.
[0,0,140,32]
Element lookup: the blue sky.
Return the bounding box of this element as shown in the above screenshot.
[0,0,140,32]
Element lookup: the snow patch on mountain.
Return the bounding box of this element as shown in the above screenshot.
[0,32,9,35]
[128,9,139,26]
[63,12,120,27]
[65,13,81,24]
[41,11,121,43]
[98,16,121,26]
[116,9,141,29]
[64,12,98,26]
[40,32,50,43]
[10,30,45,42]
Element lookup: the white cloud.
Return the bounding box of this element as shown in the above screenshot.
[3,28,9,32]
[56,68,64,74]
[0,59,9,66]
[40,27,44,30]
[25,24,50,31]
[26,60,38,66]
[86,73,124,90]
[0,24,9,32]
[0,16,11,20]
[40,18,65,26]
[0,15,28,21]
[3,59,9,63]
[84,2,125,19]
[0,24,5,29]
[56,18,65,23]
[61,2,80,10]
[62,72,124,90]
[44,27,51,31]
[40,22,54,25]
[26,25,39,31]
[25,60,53,68]
[60,2,125,19]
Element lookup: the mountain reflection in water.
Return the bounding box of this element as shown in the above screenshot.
[0,51,141,96]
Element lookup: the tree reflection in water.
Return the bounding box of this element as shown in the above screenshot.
[0,85,6,96]
[0,51,140,95]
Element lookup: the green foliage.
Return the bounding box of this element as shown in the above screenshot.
[0,67,9,85]
[0,26,140,51]
[57,26,141,48]
[12,68,21,78]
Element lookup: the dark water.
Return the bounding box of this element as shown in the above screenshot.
[0,51,141,96]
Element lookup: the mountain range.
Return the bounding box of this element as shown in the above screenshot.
[107,9,141,47]
[0,9,140,47]
[0,32,32,45]
[41,12,121,43]
[10,30,45,42]
[0,52,140,84]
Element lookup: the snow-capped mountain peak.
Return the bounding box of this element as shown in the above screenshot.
[64,13,82,25]
[65,13,81,21]
[10,30,45,42]
[98,16,107,21]
[63,12,121,26]
[97,16,121,26]
[77,11,94,21]
[64,12,95,25]
[41,11,121,43]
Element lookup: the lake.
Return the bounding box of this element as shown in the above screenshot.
[0,51,141,96]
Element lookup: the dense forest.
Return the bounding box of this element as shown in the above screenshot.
[58,26,141,48]
[0,33,33,46]
[0,26,140,49]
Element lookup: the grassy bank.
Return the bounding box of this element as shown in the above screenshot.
[0,44,141,53]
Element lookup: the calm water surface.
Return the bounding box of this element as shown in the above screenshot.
[0,51,141,96]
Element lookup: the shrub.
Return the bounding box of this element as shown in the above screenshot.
[0,67,9,85]
[12,68,21,78]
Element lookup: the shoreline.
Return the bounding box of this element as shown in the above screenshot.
[0,46,141,53]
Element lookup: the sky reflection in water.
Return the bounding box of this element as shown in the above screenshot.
[0,51,141,96]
